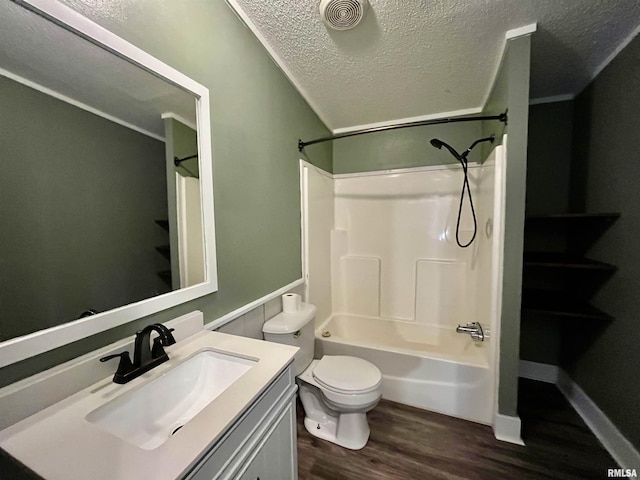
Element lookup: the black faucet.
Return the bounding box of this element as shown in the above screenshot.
[100,323,176,384]
[152,323,177,347]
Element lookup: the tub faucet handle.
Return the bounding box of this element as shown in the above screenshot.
[456,321,484,342]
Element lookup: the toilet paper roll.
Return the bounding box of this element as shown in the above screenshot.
[282,293,301,313]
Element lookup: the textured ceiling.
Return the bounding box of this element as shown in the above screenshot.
[229,0,640,131]
[0,1,196,139]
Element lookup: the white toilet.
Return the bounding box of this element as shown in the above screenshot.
[263,301,382,450]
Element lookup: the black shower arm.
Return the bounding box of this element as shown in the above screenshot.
[461,135,495,159]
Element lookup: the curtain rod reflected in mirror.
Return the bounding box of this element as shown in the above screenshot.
[174,154,199,166]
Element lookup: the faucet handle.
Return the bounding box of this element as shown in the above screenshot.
[100,351,135,384]
[100,351,130,363]
[152,323,176,346]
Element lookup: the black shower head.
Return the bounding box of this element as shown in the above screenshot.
[429,138,461,160]
[430,138,444,149]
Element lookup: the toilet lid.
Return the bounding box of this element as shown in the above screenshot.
[312,356,382,393]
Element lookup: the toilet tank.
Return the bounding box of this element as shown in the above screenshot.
[263,302,317,375]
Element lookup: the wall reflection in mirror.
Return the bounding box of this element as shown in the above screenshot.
[0,1,205,342]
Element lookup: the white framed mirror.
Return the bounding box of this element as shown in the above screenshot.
[0,0,217,368]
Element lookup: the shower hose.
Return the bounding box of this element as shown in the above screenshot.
[455,155,477,248]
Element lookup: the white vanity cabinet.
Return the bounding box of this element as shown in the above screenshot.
[233,403,296,480]
[186,366,298,480]
[0,324,300,480]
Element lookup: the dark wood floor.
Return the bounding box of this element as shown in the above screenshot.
[297,379,616,480]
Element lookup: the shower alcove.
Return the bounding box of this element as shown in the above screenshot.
[301,140,507,425]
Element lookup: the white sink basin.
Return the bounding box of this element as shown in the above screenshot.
[86,349,256,450]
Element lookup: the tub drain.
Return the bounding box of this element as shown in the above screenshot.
[321,330,331,338]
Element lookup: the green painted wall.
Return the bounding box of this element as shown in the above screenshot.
[562,33,640,449]
[0,75,168,342]
[332,122,483,174]
[483,35,532,417]
[0,0,331,385]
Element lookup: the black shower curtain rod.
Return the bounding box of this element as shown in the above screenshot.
[298,111,507,152]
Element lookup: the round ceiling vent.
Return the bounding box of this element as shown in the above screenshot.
[319,0,368,31]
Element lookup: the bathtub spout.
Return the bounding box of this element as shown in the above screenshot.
[456,322,484,342]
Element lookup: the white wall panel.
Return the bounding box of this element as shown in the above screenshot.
[415,260,468,328]
[337,256,380,317]
[333,166,482,324]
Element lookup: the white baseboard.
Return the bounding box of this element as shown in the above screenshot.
[556,370,640,470]
[519,359,559,383]
[493,413,525,445]
[519,360,640,469]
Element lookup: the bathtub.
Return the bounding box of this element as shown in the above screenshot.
[315,314,494,425]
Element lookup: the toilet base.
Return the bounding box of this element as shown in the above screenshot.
[303,412,370,450]
[296,359,381,451]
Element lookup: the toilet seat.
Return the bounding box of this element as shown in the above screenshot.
[312,355,382,394]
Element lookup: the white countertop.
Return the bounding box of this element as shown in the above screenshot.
[0,331,297,480]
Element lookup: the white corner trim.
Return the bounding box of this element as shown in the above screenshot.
[589,22,640,87]
[556,370,640,470]
[204,278,305,331]
[299,159,334,180]
[505,23,537,40]
[300,162,309,291]
[529,94,575,106]
[223,0,333,131]
[161,112,197,131]
[331,107,483,135]
[494,413,525,445]
[519,360,560,383]
[0,67,165,142]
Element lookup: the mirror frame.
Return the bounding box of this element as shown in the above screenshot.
[0,0,218,368]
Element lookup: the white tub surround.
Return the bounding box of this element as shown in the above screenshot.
[0,316,298,480]
[330,164,488,327]
[318,314,487,367]
[301,143,507,428]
